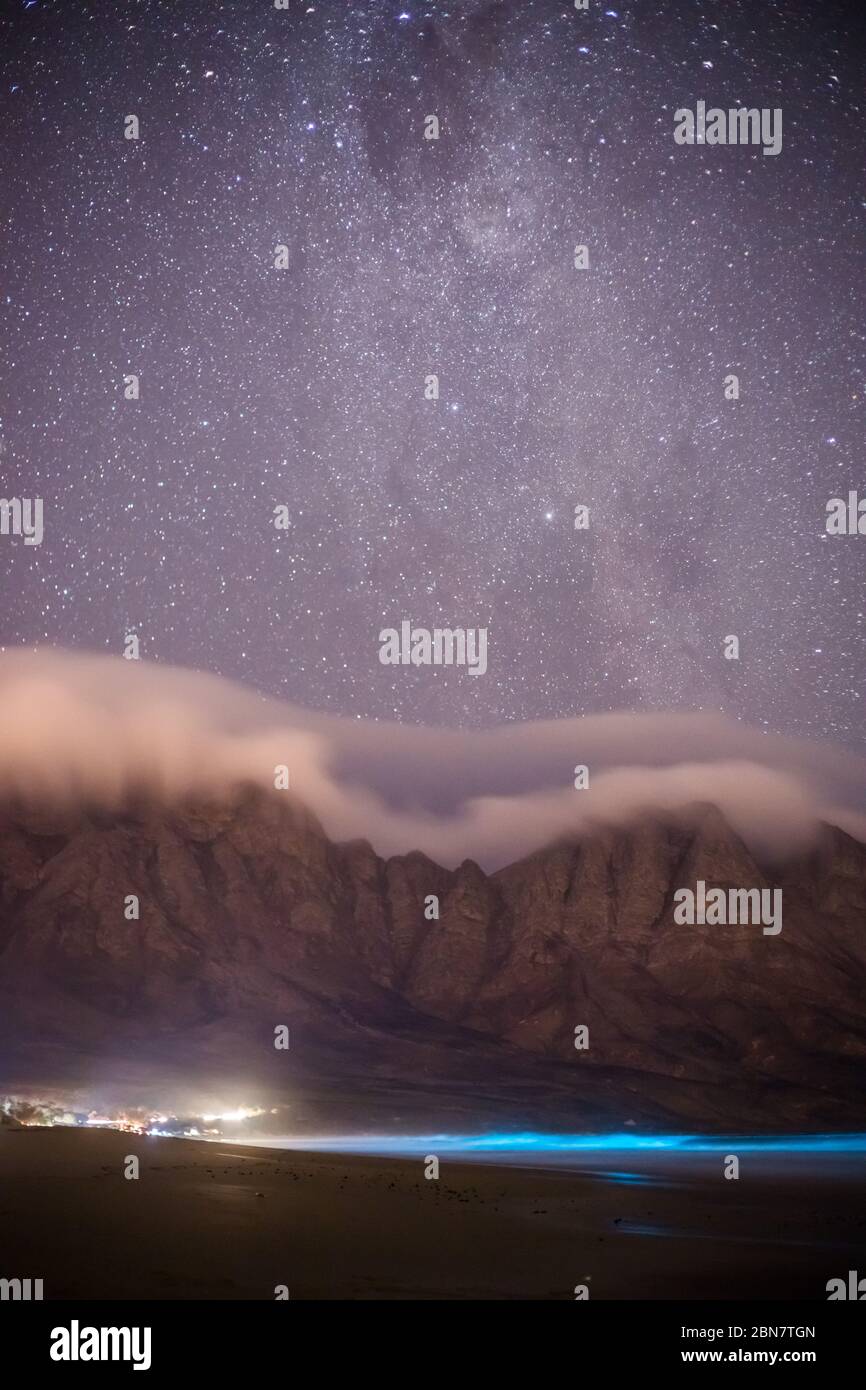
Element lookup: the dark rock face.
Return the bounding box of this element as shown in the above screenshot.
[1,788,865,1131]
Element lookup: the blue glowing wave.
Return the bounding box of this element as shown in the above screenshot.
[254,1131,866,1156]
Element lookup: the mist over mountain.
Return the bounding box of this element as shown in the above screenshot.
[2,650,866,870]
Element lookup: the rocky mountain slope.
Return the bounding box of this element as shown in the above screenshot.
[0,788,864,1130]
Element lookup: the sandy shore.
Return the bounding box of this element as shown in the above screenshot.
[2,1127,864,1299]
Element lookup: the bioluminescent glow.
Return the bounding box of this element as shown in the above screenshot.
[237,1131,866,1156]
[587,1170,669,1186]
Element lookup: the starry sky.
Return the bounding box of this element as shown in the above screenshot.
[1,0,864,745]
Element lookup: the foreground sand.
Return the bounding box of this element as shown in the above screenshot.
[2,1127,864,1299]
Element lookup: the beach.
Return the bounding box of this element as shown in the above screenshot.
[2,1126,864,1300]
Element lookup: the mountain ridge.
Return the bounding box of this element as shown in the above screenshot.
[0,787,864,1130]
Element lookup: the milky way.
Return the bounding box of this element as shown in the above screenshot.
[1,0,864,743]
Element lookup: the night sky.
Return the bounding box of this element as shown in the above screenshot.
[1,0,864,744]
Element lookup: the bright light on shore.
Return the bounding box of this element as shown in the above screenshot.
[200,1106,266,1124]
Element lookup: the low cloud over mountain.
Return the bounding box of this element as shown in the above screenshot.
[1,648,865,869]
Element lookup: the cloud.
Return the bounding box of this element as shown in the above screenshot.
[0,648,863,868]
